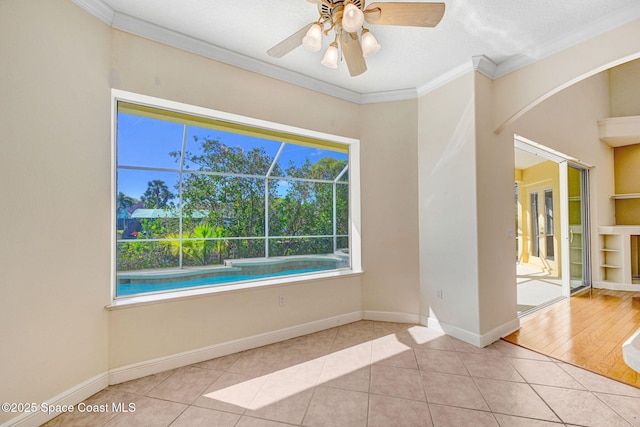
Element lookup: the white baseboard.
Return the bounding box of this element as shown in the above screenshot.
[362,310,421,324]
[593,281,640,292]
[2,311,364,427]
[425,316,520,348]
[7,310,450,427]
[478,317,520,347]
[109,311,363,385]
[1,373,109,427]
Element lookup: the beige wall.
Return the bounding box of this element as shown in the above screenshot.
[493,18,640,133]
[509,72,615,271]
[418,71,520,343]
[417,34,623,343]
[607,58,640,224]
[474,74,519,337]
[610,58,640,117]
[110,31,360,138]
[614,144,640,224]
[109,276,362,367]
[418,71,482,336]
[108,30,423,367]
[613,144,640,195]
[108,30,369,367]
[1,2,424,418]
[360,101,421,316]
[0,0,112,423]
[2,0,639,423]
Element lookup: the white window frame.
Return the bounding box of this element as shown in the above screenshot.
[109,89,362,307]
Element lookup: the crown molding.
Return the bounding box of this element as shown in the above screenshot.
[110,12,367,104]
[417,61,473,96]
[472,55,498,79]
[71,0,640,103]
[70,0,114,25]
[70,0,433,104]
[359,88,418,104]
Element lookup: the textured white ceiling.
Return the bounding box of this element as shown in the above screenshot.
[81,0,640,98]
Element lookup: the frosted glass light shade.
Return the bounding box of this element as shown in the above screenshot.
[321,43,339,68]
[361,29,381,57]
[342,3,364,33]
[302,23,322,52]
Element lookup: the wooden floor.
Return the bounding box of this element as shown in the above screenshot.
[504,288,640,388]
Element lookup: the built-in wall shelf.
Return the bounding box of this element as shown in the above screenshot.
[610,193,640,199]
[596,226,640,291]
[598,115,640,147]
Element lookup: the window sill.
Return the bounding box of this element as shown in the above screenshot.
[105,268,363,311]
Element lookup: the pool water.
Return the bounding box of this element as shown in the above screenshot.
[117,267,330,296]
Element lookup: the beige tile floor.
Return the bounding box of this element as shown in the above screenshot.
[42,321,640,427]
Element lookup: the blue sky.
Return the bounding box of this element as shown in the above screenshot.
[117,113,347,199]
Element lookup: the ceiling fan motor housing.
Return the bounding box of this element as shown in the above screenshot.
[319,0,365,18]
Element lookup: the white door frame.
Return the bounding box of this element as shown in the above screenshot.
[559,161,571,297]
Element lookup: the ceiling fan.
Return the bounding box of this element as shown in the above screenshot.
[267,0,445,77]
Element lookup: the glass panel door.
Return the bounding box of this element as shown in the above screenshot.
[531,193,540,258]
[545,190,554,260]
[560,162,590,295]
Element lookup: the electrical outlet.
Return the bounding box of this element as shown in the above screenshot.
[278,295,286,306]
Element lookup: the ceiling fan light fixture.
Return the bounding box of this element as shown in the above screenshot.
[342,2,364,33]
[267,1,446,77]
[302,23,323,52]
[321,42,339,68]
[361,28,381,58]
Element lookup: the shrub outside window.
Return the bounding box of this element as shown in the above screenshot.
[114,99,353,298]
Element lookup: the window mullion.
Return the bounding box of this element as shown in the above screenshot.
[265,143,286,258]
[178,124,188,268]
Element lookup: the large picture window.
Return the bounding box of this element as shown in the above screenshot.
[114,96,355,298]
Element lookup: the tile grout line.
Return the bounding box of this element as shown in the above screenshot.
[590,391,636,427]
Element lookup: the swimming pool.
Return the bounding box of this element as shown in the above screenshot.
[117,267,331,296]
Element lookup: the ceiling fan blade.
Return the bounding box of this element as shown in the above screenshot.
[267,23,313,58]
[364,2,445,27]
[340,31,367,77]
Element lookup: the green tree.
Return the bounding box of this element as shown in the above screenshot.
[175,137,281,259]
[118,136,349,271]
[164,224,222,266]
[141,179,175,208]
[269,157,347,255]
[117,192,137,210]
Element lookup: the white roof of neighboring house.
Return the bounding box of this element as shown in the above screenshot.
[129,209,209,219]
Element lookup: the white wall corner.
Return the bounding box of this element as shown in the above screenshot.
[1,374,109,427]
[362,311,421,324]
[478,318,521,347]
[425,316,520,348]
[472,55,498,79]
[426,317,482,346]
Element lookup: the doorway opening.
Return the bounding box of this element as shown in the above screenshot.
[514,136,591,316]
